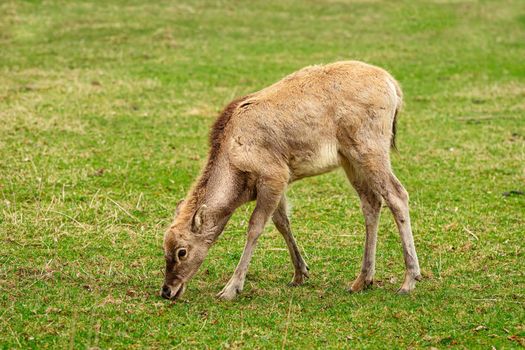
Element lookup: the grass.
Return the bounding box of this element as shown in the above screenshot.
[1,0,524,348]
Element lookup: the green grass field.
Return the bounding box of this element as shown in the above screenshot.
[1,0,524,348]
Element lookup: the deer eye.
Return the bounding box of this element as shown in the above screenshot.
[176,248,187,261]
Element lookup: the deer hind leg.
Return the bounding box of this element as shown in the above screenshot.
[341,148,421,293]
[382,171,422,293]
[272,195,309,286]
[341,158,382,293]
[217,175,287,301]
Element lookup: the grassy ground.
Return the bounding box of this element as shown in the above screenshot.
[1,0,524,348]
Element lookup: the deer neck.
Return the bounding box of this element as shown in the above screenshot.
[189,153,246,242]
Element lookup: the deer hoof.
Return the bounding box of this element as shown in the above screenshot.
[348,275,373,293]
[216,285,241,301]
[397,272,421,294]
[397,287,411,294]
[289,266,310,286]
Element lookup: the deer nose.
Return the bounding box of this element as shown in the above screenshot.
[161,285,171,299]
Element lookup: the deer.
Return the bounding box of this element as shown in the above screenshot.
[161,60,422,301]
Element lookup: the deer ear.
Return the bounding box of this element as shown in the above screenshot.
[191,204,207,233]
[175,200,185,216]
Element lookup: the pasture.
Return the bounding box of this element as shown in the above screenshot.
[1,0,524,348]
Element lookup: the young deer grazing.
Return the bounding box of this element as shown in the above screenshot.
[161,61,422,301]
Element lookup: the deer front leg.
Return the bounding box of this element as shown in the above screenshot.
[272,195,309,286]
[217,178,285,300]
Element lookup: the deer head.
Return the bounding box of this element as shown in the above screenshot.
[161,202,213,300]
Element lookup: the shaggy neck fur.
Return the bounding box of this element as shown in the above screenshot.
[175,96,248,227]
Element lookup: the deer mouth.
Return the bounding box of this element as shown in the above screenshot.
[161,282,186,300]
[171,283,186,299]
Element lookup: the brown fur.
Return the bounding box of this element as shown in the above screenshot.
[173,96,249,227]
[391,80,403,150]
[391,107,399,150]
[209,96,250,162]
[161,61,421,301]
